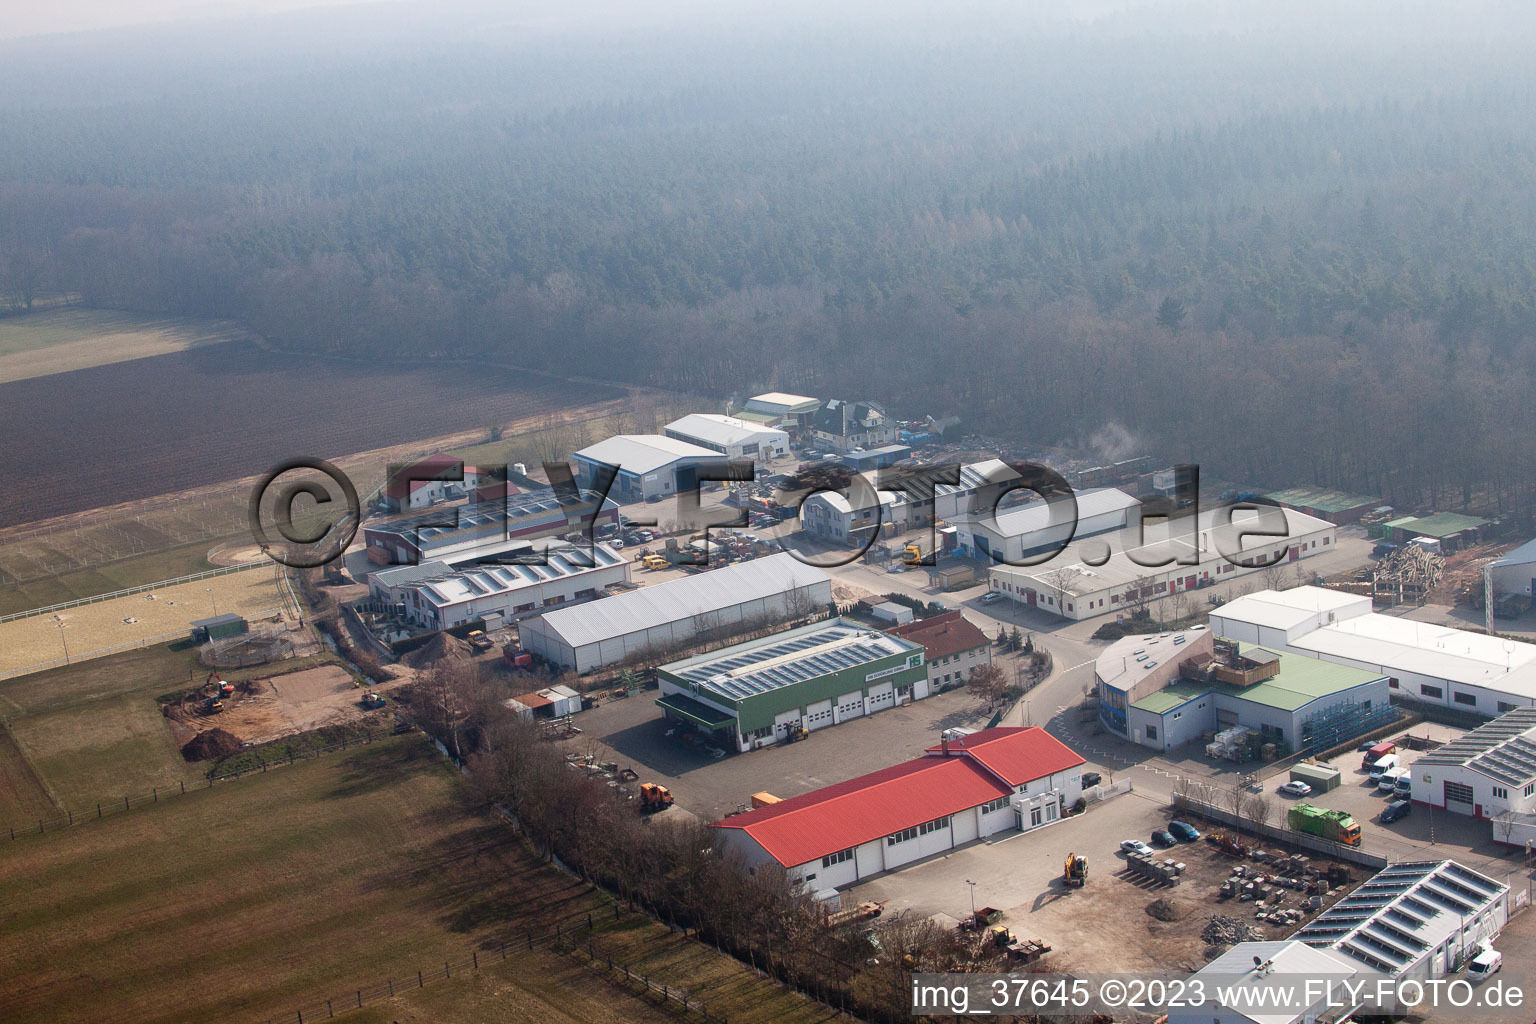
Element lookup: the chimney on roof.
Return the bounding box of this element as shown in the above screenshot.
[940,732,950,756]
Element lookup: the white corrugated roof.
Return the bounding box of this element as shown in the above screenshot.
[573,435,723,476]
[664,414,786,449]
[962,487,1139,539]
[1490,537,1536,569]
[746,392,819,410]
[992,506,1335,596]
[933,459,1019,497]
[528,552,830,649]
[1191,940,1369,1024]
[1213,587,1370,631]
[1293,613,1536,686]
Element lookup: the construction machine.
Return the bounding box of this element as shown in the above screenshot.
[466,630,493,651]
[360,691,387,709]
[202,697,224,714]
[638,783,674,813]
[1063,852,1088,887]
[902,542,923,566]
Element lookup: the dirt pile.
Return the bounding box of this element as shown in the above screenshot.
[402,632,472,669]
[180,728,243,762]
[1146,898,1192,922]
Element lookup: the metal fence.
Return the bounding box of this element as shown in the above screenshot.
[0,561,268,624]
[2,722,390,840]
[1172,794,1389,869]
[261,904,737,1024]
[0,606,284,682]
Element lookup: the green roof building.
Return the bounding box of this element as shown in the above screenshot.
[1101,630,1391,756]
[656,618,926,752]
[1264,486,1381,525]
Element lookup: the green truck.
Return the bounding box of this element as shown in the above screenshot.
[1287,803,1361,847]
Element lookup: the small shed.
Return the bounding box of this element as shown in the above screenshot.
[539,684,582,718]
[1289,761,1342,793]
[871,601,915,625]
[190,613,247,643]
[929,563,976,591]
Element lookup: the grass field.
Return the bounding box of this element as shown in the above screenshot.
[0,725,56,824]
[0,539,229,617]
[0,735,829,1024]
[0,736,615,1024]
[0,308,251,384]
[0,642,208,816]
[0,566,285,678]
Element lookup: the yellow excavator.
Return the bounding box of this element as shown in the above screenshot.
[1064,852,1088,887]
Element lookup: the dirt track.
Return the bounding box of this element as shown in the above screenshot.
[195,665,367,745]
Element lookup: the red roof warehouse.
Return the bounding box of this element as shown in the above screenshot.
[711,727,1085,888]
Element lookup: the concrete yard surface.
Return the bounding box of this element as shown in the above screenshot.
[565,683,995,820]
[852,788,1362,975]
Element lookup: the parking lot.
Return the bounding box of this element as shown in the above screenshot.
[852,787,1364,975]
[562,683,996,820]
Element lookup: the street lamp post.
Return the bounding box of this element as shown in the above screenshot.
[206,587,217,616]
[53,615,69,664]
[965,879,977,917]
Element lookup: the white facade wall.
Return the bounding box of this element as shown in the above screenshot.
[1415,761,1536,819]
[924,645,991,692]
[992,521,1338,622]
[769,775,1077,888]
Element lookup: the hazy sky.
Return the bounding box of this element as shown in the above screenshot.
[1,0,389,39]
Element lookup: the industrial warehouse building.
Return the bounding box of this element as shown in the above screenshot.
[1413,707,1536,820]
[1210,587,1536,716]
[740,392,820,428]
[518,552,833,673]
[361,486,619,569]
[1095,627,1391,754]
[1178,861,1509,1024]
[951,487,1140,563]
[711,727,1086,887]
[988,506,1338,620]
[662,413,790,461]
[571,434,731,502]
[367,543,631,630]
[886,610,992,696]
[932,458,1023,520]
[1486,537,1536,601]
[1294,860,1509,979]
[655,618,927,751]
[1263,486,1381,525]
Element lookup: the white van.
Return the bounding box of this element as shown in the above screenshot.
[1377,766,1409,793]
[1368,753,1400,780]
[1467,948,1502,981]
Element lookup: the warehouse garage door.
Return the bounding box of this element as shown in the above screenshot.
[836,692,866,721]
[867,682,895,712]
[804,700,834,731]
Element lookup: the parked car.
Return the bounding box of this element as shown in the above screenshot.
[1151,829,1176,847]
[1168,820,1201,841]
[979,591,1003,604]
[1120,839,1154,857]
[1277,780,1313,797]
[886,564,907,574]
[1081,771,1102,787]
[1380,799,1412,823]
[1357,740,1377,752]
